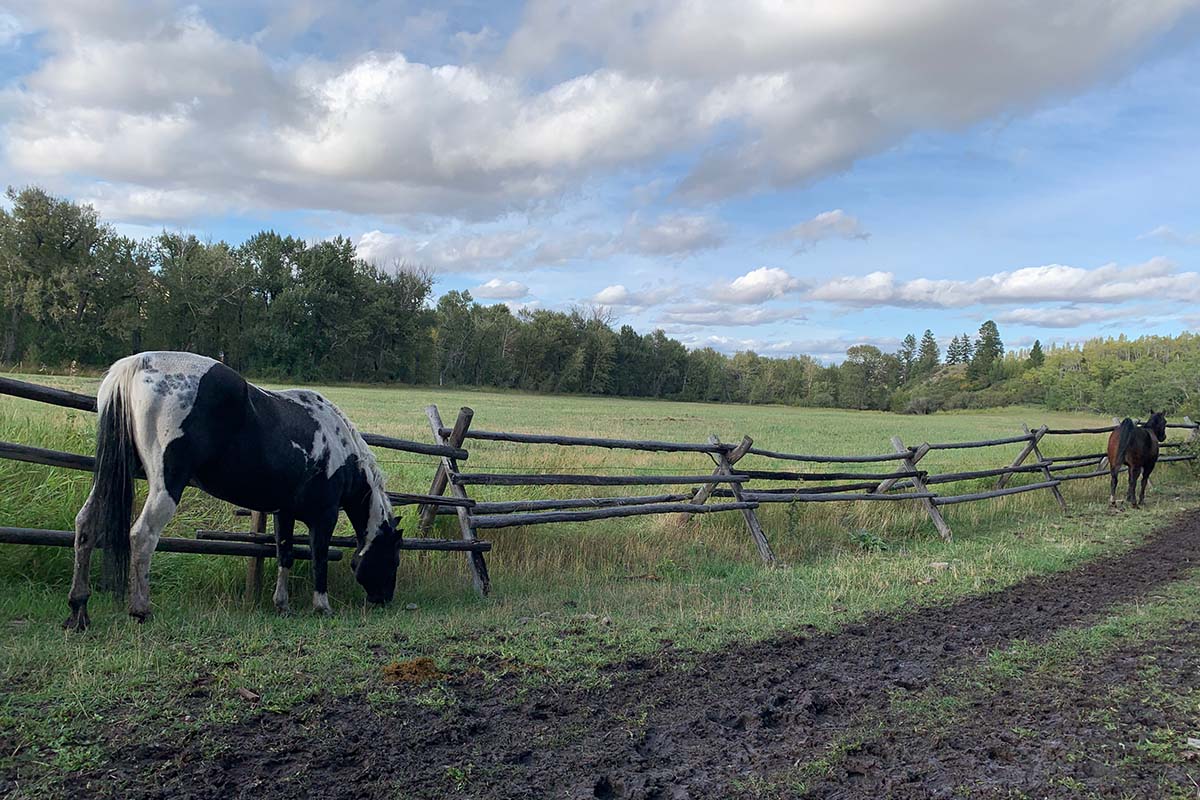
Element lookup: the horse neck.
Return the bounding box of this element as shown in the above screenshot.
[346,469,391,536]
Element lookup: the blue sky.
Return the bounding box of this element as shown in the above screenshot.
[2,1,1199,361]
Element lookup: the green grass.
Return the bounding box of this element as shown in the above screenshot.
[2,375,1198,791]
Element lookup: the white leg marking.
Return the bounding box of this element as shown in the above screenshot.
[312,591,332,615]
[273,567,291,613]
[127,490,177,620]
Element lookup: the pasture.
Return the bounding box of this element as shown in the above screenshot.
[3,376,1199,797]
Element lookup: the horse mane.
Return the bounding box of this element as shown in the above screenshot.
[326,403,392,517]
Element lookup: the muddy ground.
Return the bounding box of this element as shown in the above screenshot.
[50,514,1200,798]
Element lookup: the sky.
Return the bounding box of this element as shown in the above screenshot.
[1,0,1199,362]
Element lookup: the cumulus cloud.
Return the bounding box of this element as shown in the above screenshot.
[785,209,869,249]
[3,0,1190,220]
[1139,225,1200,246]
[622,213,724,256]
[807,258,1198,308]
[655,302,806,327]
[356,228,538,272]
[710,267,804,304]
[995,304,1154,328]
[590,283,677,307]
[672,332,898,360]
[472,278,530,299]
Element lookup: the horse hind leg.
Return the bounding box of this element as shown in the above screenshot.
[127,488,178,622]
[1109,469,1119,507]
[1139,467,1153,507]
[64,491,101,630]
[1127,465,1142,508]
[273,514,296,614]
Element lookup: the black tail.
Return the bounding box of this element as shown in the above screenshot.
[90,391,138,597]
[1114,417,1136,470]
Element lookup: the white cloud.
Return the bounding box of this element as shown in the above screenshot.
[590,283,677,308]
[807,258,1199,308]
[356,228,539,272]
[472,278,530,299]
[995,304,1154,328]
[710,266,804,304]
[655,302,806,327]
[4,1,1189,220]
[785,209,869,249]
[672,332,898,360]
[622,213,724,256]
[1139,225,1200,246]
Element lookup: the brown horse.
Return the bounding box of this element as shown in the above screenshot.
[1107,410,1167,508]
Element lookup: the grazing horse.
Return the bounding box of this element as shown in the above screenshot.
[1107,410,1167,509]
[65,352,402,630]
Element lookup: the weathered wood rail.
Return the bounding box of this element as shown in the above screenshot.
[2,375,1198,599]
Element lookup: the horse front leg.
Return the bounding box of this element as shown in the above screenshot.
[64,491,100,630]
[1139,467,1153,507]
[307,515,336,616]
[273,513,295,614]
[127,488,178,622]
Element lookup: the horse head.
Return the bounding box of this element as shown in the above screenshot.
[1145,408,1168,442]
[353,516,402,604]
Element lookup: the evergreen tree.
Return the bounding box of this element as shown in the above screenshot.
[945,335,962,365]
[969,320,1004,381]
[915,329,940,377]
[898,333,917,381]
[959,332,974,362]
[1028,339,1045,368]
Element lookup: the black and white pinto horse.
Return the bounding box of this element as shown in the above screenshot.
[65,352,402,630]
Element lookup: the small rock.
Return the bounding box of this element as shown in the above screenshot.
[236,687,260,703]
[1187,737,1200,749]
[928,561,950,571]
[600,616,612,626]
[405,603,419,611]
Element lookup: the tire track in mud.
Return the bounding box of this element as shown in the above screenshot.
[65,511,1200,800]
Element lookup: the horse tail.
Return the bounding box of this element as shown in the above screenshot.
[89,356,143,596]
[1114,418,1136,470]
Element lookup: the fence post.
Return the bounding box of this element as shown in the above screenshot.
[890,435,952,541]
[995,426,1041,489]
[873,441,927,495]
[686,435,752,515]
[245,510,267,603]
[1022,424,1067,511]
[425,405,489,596]
[691,435,774,565]
[418,408,473,533]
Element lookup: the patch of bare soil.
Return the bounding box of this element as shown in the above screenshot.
[53,512,1200,799]
[800,621,1200,799]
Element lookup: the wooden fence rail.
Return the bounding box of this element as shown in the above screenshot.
[2,378,1198,600]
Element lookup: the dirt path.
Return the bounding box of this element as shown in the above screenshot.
[66,513,1200,799]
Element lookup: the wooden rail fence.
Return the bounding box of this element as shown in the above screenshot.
[2,375,1198,599]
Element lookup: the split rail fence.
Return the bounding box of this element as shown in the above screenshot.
[1,375,1197,599]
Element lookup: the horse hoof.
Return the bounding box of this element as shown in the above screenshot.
[129,610,151,624]
[275,603,291,616]
[63,613,90,632]
[313,607,332,617]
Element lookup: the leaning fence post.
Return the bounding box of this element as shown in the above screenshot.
[890,435,952,541]
[692,435,774,565]
[1022,424,1067,511]
[686,435,752,516]
[418,407,473,532]
[995,426,1041,489]
[425,405,489,596]
[244,510,267,603]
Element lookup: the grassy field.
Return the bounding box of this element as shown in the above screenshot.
[2,375,1198,792]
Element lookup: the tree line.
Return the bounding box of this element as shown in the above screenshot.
[2,186,1197,418]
